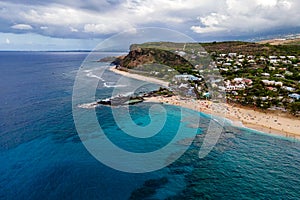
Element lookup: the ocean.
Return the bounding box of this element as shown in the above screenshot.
[1,51,300,199]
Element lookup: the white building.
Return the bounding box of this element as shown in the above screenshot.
[287,56,296,60]
[282,86,296,92]
[228,53,237,58]
[174,75,200,82]
[261,73,270,77]
[262,80,275,86]
[274,74,284,78]
[289,93,300,100]
[269,56,277,59]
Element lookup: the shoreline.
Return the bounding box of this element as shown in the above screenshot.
[144,96,300,140]
[109,66,169,87]
[109,66,300,140]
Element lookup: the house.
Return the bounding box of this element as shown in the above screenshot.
[262,80,275,86]
[223,63,232,66]
[176,51,186,56]
[178,83,190,89]
[282,60,292,64]
[270,59,278,64]
[150,71,160,75]
[236,62,243,66]
[279,68,287,71]
[274,74,284,78]
[267,87,278,92]
[261,73,270,77]
[174,75,200,82]
[218,86,226,91]
[203,92,210,98]
[289,93,300,100]
[285,71,293,76]
[199,51,208,56]
[220,68,229,72]
[287,56,296,60]
[262,80,282,87]
[211,78,223,83]
[228,53,237,58]
[233,78,243,83]
[260,56,266,61]
[212,83,218,88]
[269,66,276,71]
[232,91,239,96]
[226,84,245,91]
[235,84,246,90]
[282,86,296,92]
[226,85,236,91]
[248,59,256,64]
[275,82,283,87]
[244,79,253,85]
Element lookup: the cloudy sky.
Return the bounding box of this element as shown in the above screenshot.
[0,0,299,50]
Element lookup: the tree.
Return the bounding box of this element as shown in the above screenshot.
[288,102,300,115]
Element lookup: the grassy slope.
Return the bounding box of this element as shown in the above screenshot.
[131,41,300,56]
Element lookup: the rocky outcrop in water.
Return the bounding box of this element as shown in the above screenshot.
[96,87,174,106]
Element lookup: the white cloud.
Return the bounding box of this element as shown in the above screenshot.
[83,22,132,34]
[0,2,137,35]
[11,24,33,30]
[0,1,211,33]
[70,27,79,32]
[201,13,228,27]
[279,0,292,9]
[0,0,299,39]
[191,26,227,34]
[256,0,277,7]
[191,13,228,34]
[191,0,299,35]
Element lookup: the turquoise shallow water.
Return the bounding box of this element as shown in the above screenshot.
[1,52,300,199]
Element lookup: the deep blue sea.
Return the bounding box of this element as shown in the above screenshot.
[1,51,300,200]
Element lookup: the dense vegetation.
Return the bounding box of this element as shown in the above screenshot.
[117,47,195,75]
[202,41,300,56]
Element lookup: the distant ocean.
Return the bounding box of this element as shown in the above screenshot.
[1,51,300,199]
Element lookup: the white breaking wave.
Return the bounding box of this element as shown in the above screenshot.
[78,91,136,110]
[78,101,99,109]
[86,72,105,81]
[103,82,127,88]
[112,92,134,97]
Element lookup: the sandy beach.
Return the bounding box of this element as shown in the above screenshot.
[109,66,300,140]
[109,67,169,87]
[145,96,300,139]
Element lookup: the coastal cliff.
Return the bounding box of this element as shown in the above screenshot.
[113,47,195,75]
